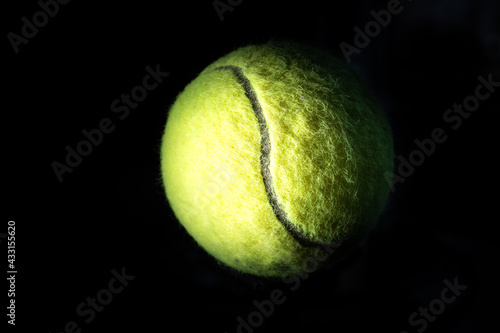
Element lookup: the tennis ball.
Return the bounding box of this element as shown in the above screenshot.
[161,41,393,278]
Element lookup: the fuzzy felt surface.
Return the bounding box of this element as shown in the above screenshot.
[161,41,394,277]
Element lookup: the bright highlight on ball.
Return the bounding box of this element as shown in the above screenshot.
[161,41,394,277]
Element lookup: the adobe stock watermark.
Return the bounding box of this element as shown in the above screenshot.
[213,0,243,22]
[49,267,135,333]
[199,165,234,202]
[227,242,341,333]
[7,0,71,54]
[190,138,257,212]
[339,0,409,63]
[51,64,169,182]
[401,276,467,333]
[386,73,499,191]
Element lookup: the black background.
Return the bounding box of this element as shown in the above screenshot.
[4,0,500,332]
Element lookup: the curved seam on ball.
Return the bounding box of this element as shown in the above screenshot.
[213,65,335,249]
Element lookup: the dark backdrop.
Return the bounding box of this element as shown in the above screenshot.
[4,0,499,332]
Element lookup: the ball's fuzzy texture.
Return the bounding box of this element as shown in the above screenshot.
[161,41,393,278]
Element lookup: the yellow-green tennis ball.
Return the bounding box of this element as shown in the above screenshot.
[161,41,393,278]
